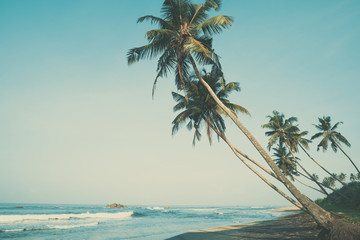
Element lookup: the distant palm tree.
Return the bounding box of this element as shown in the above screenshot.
[291,128,347,187]
[171,67,302,208]
[350,173,360,182]
[272,144,298,181]
[272,144,333,197]
[322,177,336,189]
[262,111,298,151]
[262,111,330,195]
[311,116,359,174]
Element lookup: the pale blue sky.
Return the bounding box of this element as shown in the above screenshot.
[0,0,359,206]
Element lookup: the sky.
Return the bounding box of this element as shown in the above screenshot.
[0,0,359,206]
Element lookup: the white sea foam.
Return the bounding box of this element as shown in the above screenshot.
[49,221,99,229]
[0,211,133,223]
[0,222,99,232]
[145,207,164,210]
[190,208,218,212]
[1,229,27,232]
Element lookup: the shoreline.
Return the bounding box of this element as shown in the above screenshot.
[167,210,320,240]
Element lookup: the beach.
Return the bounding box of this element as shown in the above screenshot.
[0,204,297,240]
[167,208,320,240]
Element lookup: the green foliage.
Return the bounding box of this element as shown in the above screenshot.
[127,0,233,97]
[272,144,299,180]
[322,176,336,188]
[311,116,350,152]
[316,182,360,225]
[262,111,311,152]
[316,182,360,210]
[171,66,249,145]
[350,173,360,182]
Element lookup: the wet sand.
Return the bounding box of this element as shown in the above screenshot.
[167,213,319,240]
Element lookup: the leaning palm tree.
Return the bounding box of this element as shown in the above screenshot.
[172,67,302,208]
[127,0,232,97]
[262,111,329,195]
[312,116,359,174]
[289,125,346,187]
[272,144,328,195]
[128,1,360,237]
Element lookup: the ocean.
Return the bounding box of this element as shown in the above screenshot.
[0,203,290,239]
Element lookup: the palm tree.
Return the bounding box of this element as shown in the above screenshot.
[272,144,298,181]
[172,66,249,145]
[312,116,359,174]
[127,0,232,97]
[350,173,359,182]
[127,1,360,236]
[172,67,302,208]
[272,140,334,198]
[290,126,346,187]
[322,177,336,189]
[262,111,330,196]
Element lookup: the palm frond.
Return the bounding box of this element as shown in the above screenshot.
[146,29,177,41]
[184,36,212,56]
[127,42,166,65]
[196,15,233,35]
[311,132,323,140]
[331,121,343,131]
[335,133,351,147]
[137,15,172,29]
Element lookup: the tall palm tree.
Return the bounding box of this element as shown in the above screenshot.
[312,116,359,174]
[127,1,359,236]
[127,0,232,97]
[172,67,302,208]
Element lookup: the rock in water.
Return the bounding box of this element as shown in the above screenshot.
[106,203,128,208]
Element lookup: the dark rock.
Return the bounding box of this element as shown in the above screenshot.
[106,203,128,208]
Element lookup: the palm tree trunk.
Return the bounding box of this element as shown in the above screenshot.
[233,149,279,180]
[300,145,346,186]
[335,143,360,174]
[296,172,328,195]
[188,54,334,229]
[295,177,327,195]
[298,172,352,202]
[207,121,303,209]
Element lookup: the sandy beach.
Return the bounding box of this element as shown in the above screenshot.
[167,210,320,240]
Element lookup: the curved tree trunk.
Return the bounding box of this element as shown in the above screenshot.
[335,143,360,175]
[207,121,303,209]
[296,172,328,196]
[234,148,279,180]
[299,145,346,186]
[294,177,326,195]
[298,171,352,203]
[188,55,335,230]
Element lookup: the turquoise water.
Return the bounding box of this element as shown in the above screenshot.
[0,203,289,239]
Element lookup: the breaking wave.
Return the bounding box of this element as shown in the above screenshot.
[0,211,133,223]
[0,222,99,232]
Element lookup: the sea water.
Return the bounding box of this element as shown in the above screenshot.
[0,203,290,239]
